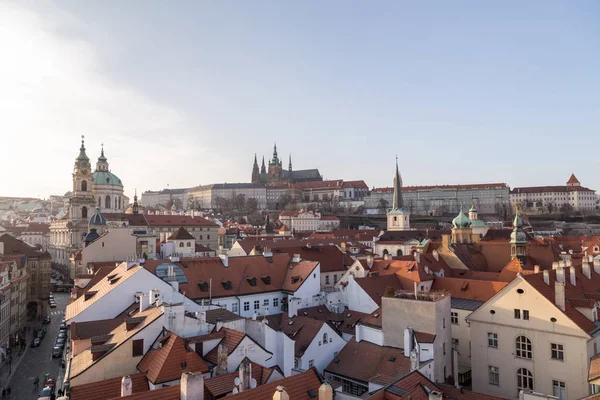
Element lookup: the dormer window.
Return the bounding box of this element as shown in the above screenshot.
[222,280,232,290]
[198,281,209,292]
[247,277,257,287]
[261,275,271,285]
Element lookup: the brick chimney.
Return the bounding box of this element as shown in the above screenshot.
[318,382,333,400]
[216,344,228,376]
[534,265,540,274]
[273,386,290,400]
[121,376,132,397]
[555,281,566,312]
[180,372,204,400]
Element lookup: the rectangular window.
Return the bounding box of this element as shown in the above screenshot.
[488,366,499,386]
[254,300,260,310]
[232,303,239,313]
[514,309,521,319]
[132,339,144,357]
[488,333,498,348]
[551,343,564,361]
[451,312,459,325]
[523,310,529,320]
[443,318,446,329]
[452,338,459,352]
[243,302,250,311]
[308,359,314,368]
[273,298,279,307]
[333,274,338,283]
[263,299,269,307]
[552,380,566,400]
[30,262,37,269]
[325,275,330,284]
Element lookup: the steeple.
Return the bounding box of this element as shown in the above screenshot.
[96,143,109,171]
[392,156,404,210]
[288,154,292,172]
[133,189,139,215]
[76,135,91,167]
[510,205,527,261]
[271,143,280,165]
[260,156,266,174]
[251,154,260,183]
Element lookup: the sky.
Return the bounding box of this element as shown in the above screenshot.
[1,1,599,200]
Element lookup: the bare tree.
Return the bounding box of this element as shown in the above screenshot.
[378,198,389,214]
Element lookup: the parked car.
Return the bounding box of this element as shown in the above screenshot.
[57,332,66,341]
[49,302,57,308]
[55,337,65,348]
[38,386,53,400]
[51,346,63,358]
[42,316,51,324]
[37,329,46,339]
[31,338,41,347]
[59,324,67,332]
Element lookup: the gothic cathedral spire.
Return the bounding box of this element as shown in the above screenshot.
[251,154,260,183]
[261,156,266,174]
[392,156,404,210]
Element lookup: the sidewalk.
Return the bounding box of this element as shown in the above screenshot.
[0,331,34,390]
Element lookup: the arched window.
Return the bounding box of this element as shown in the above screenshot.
[517,368,533,392]
[179,242,184,247]
[515,336,532,359]
[397,249,403,256]
[81,180,87,192]
[323,333,328,343]
[82,206,88,219]
[186,242,191,247]
[118,196,121,210]
[105,195,111,209]
[98,197,101,207]
[383,249,389,256]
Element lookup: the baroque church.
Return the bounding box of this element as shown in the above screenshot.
[49,137,128,266]
[251,144,323,185]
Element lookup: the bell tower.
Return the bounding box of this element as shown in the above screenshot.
[70,136,96,220]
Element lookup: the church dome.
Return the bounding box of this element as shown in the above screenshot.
[85,228,100,244]
[452,210,471,229]
[93,170,122,186]
[510,229,527,243]
[89,207,107,226]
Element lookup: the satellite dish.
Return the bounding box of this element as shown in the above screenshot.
[234,377,240,386]
[250,378,257,389]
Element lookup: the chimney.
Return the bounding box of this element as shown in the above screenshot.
[292,254,301,263]
[556,267,565,283]
[139,293,149,313]
[216,344,228,376]
[273,386,290,400]
[384,253,389,261]
[583,262,592,279]
[180,372,204,400]
[432,250,439,262]
[442,234,450,249]
[403,327,413,357]
[552,262,559,270]
[413,251,420,263]
[555,281,566,312]
[595,259,600,275]
[340,242,346,254]
[318,382,333,400]
[559,260,566,269]
[367,254,374,268]
[219,254,228,267]
[428,391,443,400]
[569,267,576,287]
[543,270,550,286]
[534,265,540,274]
[121,376,132,397]
[239,359,251,391]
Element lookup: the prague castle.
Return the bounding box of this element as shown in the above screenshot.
[251,143,322,185]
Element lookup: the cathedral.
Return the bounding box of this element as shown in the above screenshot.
[49,137,128,266]
[251,144,322,184]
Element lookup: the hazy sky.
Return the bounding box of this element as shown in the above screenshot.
[1,1,599,200]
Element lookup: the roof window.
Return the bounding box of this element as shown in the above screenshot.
[198,281,209,292]
[261,275,271,285]
[222,280,232,290]
[247,277,257,287]
[388,356,396,362]
[84,291,98,301]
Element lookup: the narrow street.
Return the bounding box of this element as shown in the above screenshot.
[6,292,69,400]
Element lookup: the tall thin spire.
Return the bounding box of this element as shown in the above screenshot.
[261,156,266,174]
[101,143,104,157]
[133,189,139,215]
[272,142,279,164]
[288,154,292,171]
[392,156,403,210]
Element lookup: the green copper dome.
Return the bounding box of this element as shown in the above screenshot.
[92,170,122,186]
[470,219,487,227]
[452,210,471,229]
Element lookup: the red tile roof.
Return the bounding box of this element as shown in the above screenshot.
[144,214,218,227]
[341,180,369,189]
[567,173,581,185]
[355,275,404,306]
[261,313,331,357]
[275,245,353,273]
[70,372,149,400]
[298,305,368,335]
[430,277,507,302]
[293,180,343,190]
[589,354,600,381]
[137,332,209,384]
[360,308,382,328]
[167,227,196,240]
[204,361,273,398]
[227,368,321,400]
[510,185,594,194]
[325,338,411,386]
[22,223,50,234]
[71,318,124,340]
[437,384,507,399]
[204,328,247,364]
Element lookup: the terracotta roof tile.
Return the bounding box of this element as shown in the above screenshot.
[298,305,368,335]
[430,277,507,302]
[66,262,142,321]
[261,313,330,357]
[71,318,124,340]
[167,227,196,240]
[204,361,273,398]
[205,308,243,324]
[22,222,50,234]
[226,368,321,400]
[144,214,218,227]
[137,332,209,384]
[325,338,411,386]
[70,372,149,400]
[355,275,404,306]
[204,328,247,364]
[589,354,600,381]
[276,245,353,273]
[438,384,507,399]
[360,308,382,328]
[511,185,594,193]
